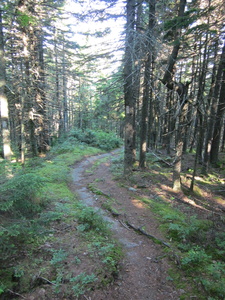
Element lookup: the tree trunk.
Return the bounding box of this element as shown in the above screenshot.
[35,30,49,153]
[0,9,11,160]
[147,56,156,150]
[124,0,136,174]
[161,0,187,91]
[139,0,155,168]
[173,93,188,191]
[54,28,63,138]
[139,54,151,168]
[160,0,187,191]
[202,40,222,173]
[210,41,225,164]
[62,36,68,133]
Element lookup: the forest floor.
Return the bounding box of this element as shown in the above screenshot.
[17,148,225,300]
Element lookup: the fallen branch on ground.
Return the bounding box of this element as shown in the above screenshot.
[37,276,56,285]
[174,195,224,216]
[125,221,181,265]
[125,221,170,248]
[119,220,131,230]
[7,290,26,299]
[151,152,172,167]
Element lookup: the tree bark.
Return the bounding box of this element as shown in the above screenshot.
[210,41,225,164]
[34,29,49,153]
[124,0,136,174]
[202,40,222,173]
[0,9,11,160]
[160,0,187,191]
[161,0,187,93]
[139,0,155,168]
[62,36,68,133]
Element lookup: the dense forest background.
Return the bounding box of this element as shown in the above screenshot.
[1,0,225,299]
[0,0,125,163]
[1,0,225,189]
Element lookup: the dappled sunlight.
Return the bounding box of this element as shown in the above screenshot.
[131,198,146,209]
[157,179,225,212]
[159,184,173,193]
[128,164,225,213]
[213,196,225,206]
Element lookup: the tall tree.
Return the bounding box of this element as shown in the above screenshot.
[123,0,136,174]
[210,41,225,164]
[161,0,188,191]
[139,0,156,168]
[0,8,11,160]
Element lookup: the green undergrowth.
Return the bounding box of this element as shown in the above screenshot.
[0,135,122,298]
[138,194,225,299]
[68,128,122,151]
[46,203,122,298]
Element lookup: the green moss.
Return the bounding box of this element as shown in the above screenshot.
[101,201,119,216]
[88,183,110,198]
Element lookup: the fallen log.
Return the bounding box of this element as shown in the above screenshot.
[150,152,173,167]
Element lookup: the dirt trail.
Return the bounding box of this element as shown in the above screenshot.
[71,150,184,300]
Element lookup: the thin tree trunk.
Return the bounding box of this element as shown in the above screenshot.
[139,0,155,168]
[35,29,49,153]
[21,95,25,165]
[54,28,63,137]
[173,96,188,191]
[62,36,68,133]
[147,56,155,150]
[202,41,223,173]
[160,0,188,191]
[139,54,151,168]
[0,9,11,160]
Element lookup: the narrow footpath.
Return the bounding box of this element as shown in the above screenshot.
[71,150,184,300]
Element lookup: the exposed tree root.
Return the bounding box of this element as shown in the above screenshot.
[7,289,26,299]
[125,221,171,248]
[124,221,181,266]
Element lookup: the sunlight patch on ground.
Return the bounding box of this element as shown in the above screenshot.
[131,199,145,209]
[214,197,225,206]
[160,184,173,192]
[103,162,110,167]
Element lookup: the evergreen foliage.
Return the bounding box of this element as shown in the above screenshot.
[0,173,46,215]
[69,129,122,150]
[76,205,109,234]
